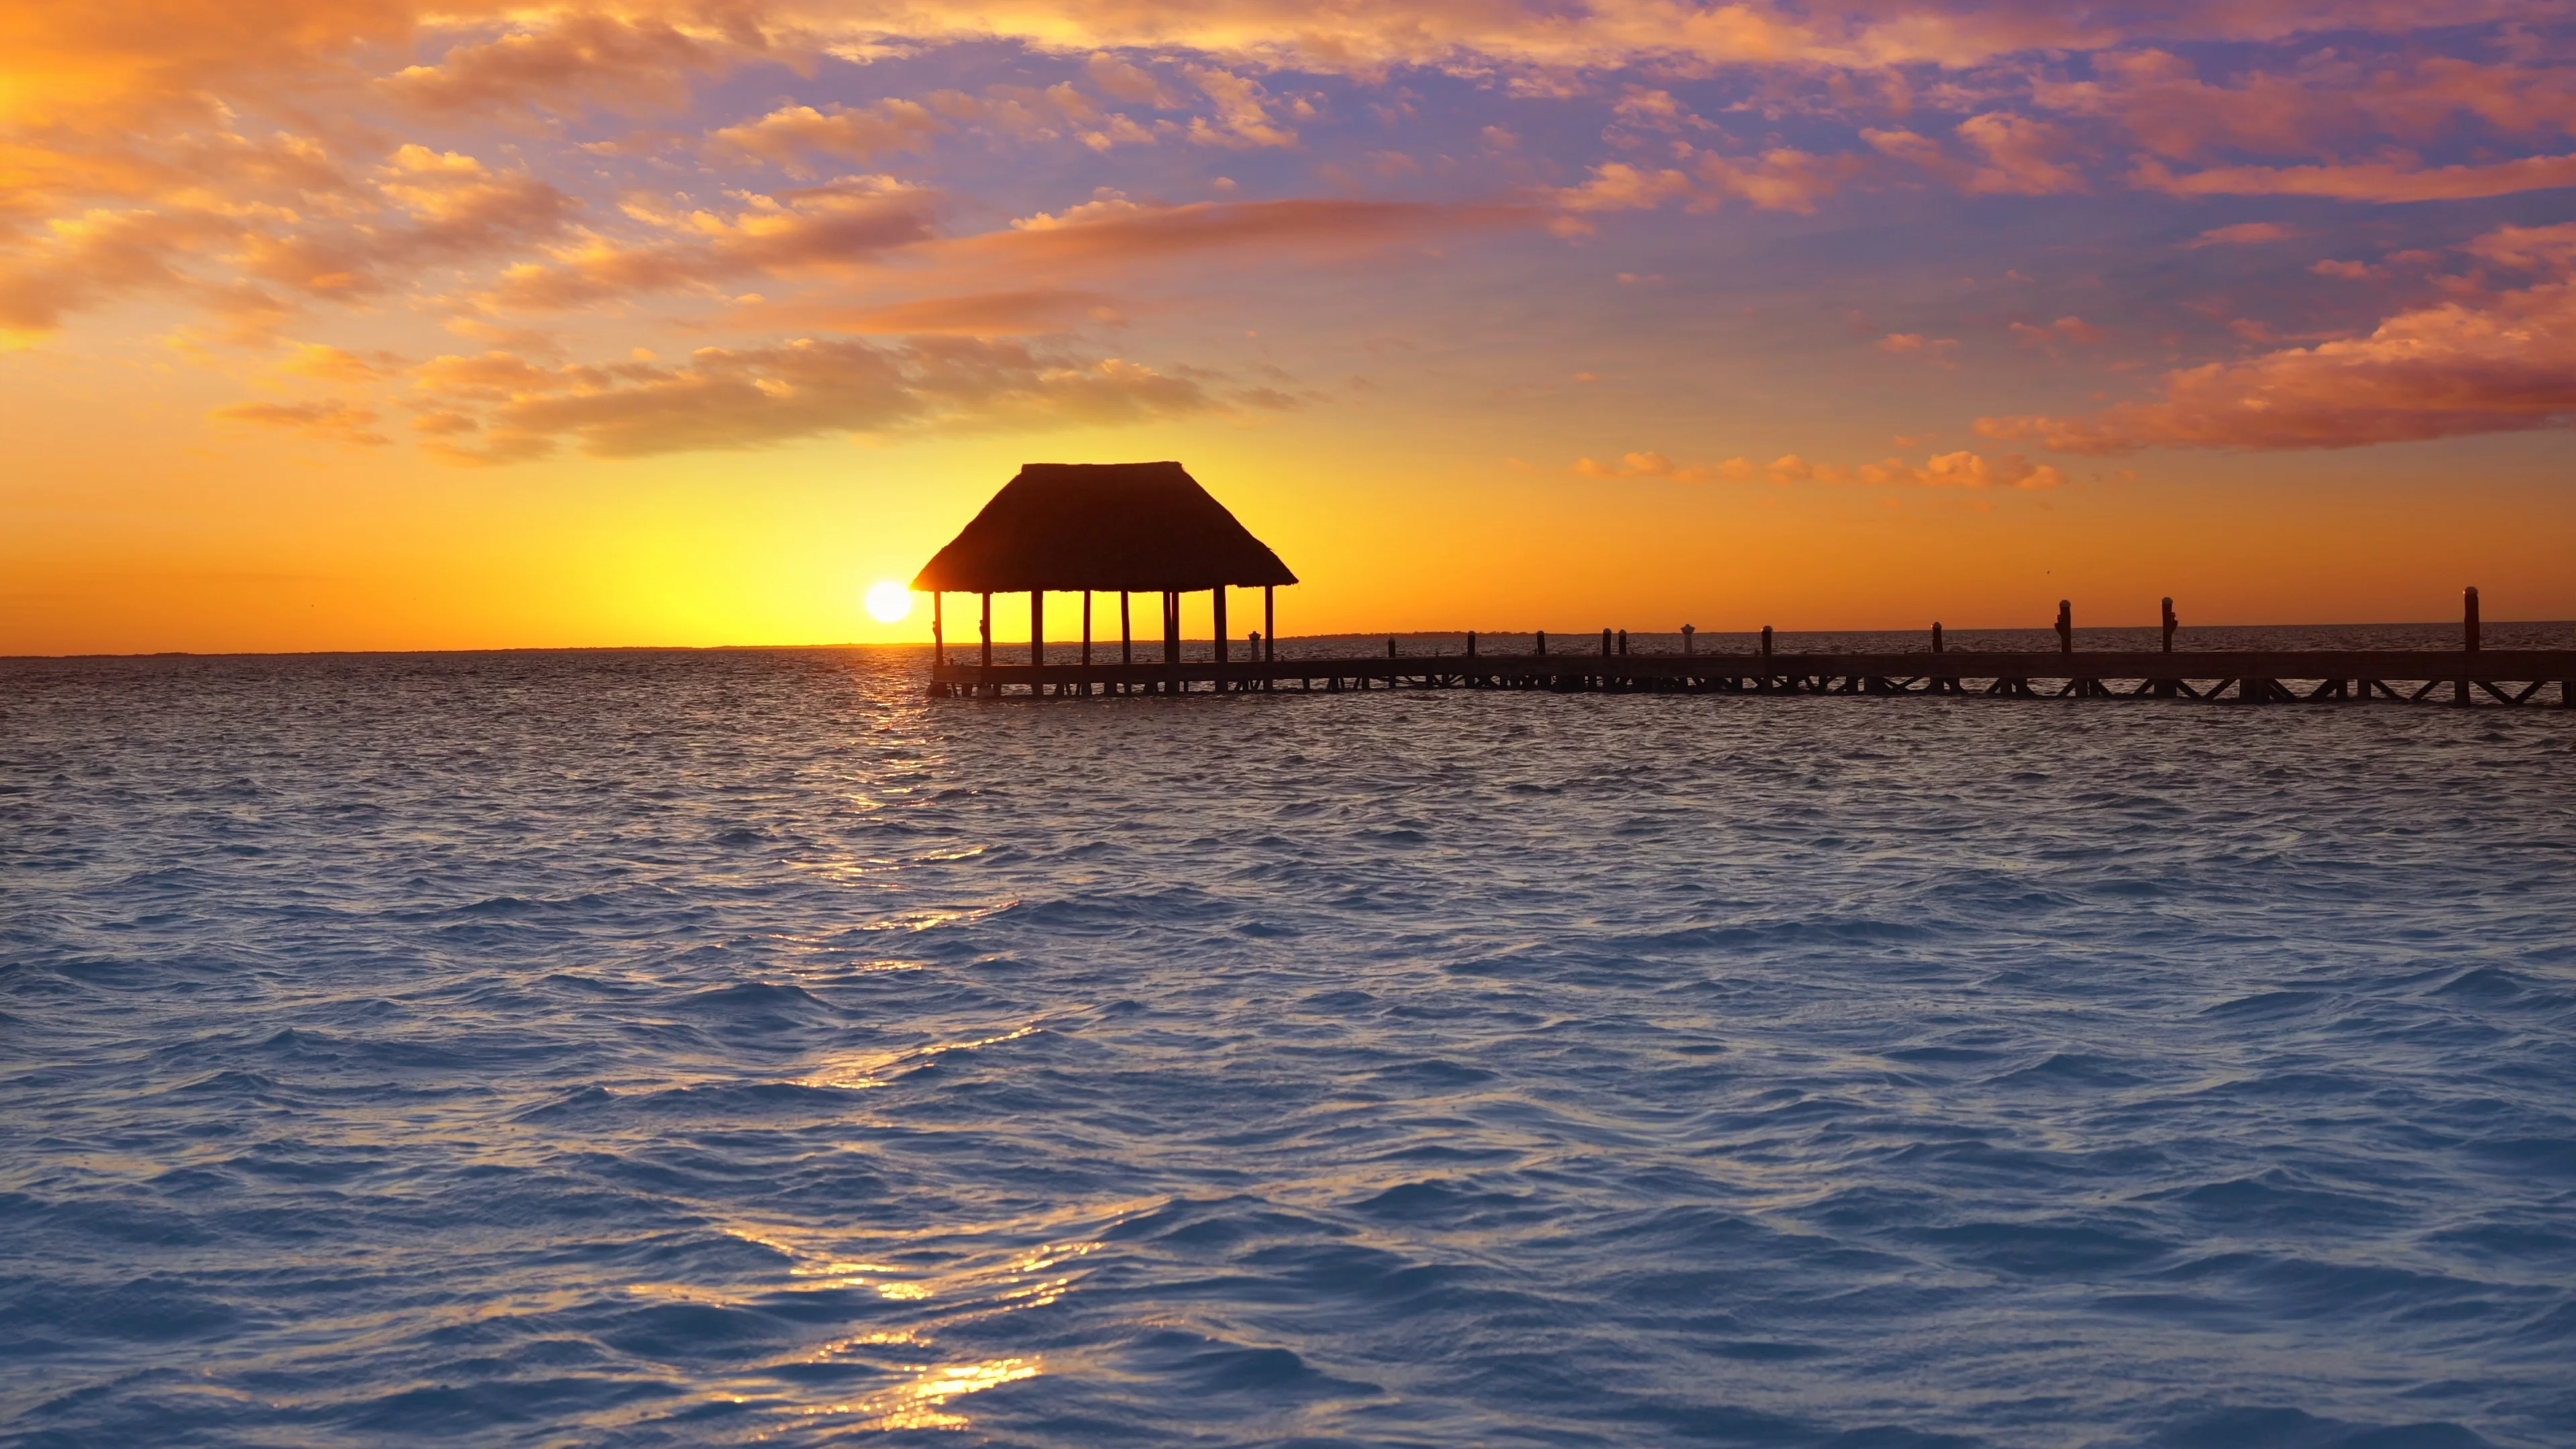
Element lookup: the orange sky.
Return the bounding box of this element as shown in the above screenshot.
[6,0,2575,654]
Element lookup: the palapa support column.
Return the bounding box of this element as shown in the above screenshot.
[1030,590,1044,670]
[932,593,945,665]
[979,592,993,672]
[1163,590,1181,671]
[1264,586,1275,661]
[1121,592,1132,665]
[1214,586,1230,666]
[2460,586,2479,706]
[1082,591,1092,667]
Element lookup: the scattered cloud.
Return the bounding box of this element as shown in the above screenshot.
[1574,447,2061,489]
[2010,316,2108,350]
[1876,332,1962,364]
[380,14,742,118]
[1976,225,2576,450]
[2135,152,2576,203]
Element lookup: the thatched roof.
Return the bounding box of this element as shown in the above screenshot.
[911,462,1297,593]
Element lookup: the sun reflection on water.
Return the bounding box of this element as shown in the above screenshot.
[793,1023,1042,1091]
[792,1356,1042,1433]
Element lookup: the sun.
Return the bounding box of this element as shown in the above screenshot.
[863,580,913,623]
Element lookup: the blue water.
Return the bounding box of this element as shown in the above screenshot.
[5,641,2574,1448]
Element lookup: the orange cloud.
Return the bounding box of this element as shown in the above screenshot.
[403,335,1285,461]
[954,195,1535,269]
[710,101,947,169]
[1576,447,2059,489]
[481,176,932,309]
[380,13,741,117]
[209,398,390,445]
[1876,332,1961,364]
[722,288,1114,335]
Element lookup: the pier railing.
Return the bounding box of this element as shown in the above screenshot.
[931,648,2576,705]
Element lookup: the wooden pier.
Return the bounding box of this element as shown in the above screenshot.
[930,645,2576,706]
[910,464,2569,709]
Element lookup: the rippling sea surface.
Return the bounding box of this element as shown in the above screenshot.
[7,635,2575,1449]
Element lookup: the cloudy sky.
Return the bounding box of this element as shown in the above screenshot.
[6,0,2574,651]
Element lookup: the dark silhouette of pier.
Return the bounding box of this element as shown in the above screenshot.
[914,464,2571,707]
[930,590,2572,707]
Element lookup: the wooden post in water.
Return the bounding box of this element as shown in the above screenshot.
[1536,630,1548,657]
[2161,597,2178,653]
[2056,599,2072,654]
[1031,591,1044,668]
[2461,586,2479,705]
[1932,621,1943,653]
[1264,586,1275,661]
[979,592,993,670]
[1601,628,1612,658]
[1618,629,1629,656]
[1214,586,1230,665]
[1761,625,1773,657]
[1682,624,1695,655]
[1121,592,1132,665]
[1387,637,1397,658]
[1468,631,1478,658]
[932,593,945,665]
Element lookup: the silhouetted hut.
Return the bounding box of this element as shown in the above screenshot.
[912,462,1297,670]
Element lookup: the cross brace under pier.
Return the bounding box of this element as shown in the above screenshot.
[930,649,2576,706]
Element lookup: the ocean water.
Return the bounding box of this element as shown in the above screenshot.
[5,639,2574,1449]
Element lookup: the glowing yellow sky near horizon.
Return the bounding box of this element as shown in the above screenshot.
[5,0,2575,655]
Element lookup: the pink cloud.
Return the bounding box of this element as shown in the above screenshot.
[1976,229,2576,451]
[2135,152,2576,202]
[2183,221,2298,247]
[2009,316,2108,350]
[1863,116,2086,196]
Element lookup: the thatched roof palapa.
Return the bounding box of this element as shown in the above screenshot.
[912,462,1296,594]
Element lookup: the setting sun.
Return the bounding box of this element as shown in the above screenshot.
[865,580,914,623]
